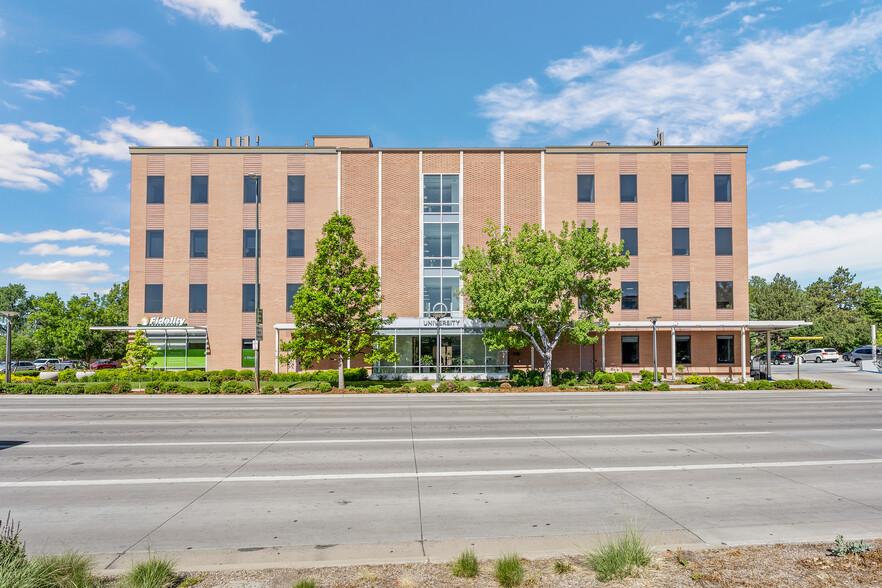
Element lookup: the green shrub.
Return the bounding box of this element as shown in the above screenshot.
[415,382,434,393]
[236,369,253,381]
[552,370,578,387]
[719,382,741,390]
[33,551,97,588]
[450,548,479,578]
[614,372,632,383]
[218,369,238,381]
[813,380,833,389]
[220,380,253,394]
[683,375,703,385]
[366,384,384,393]
[577,371,594,385]
[584,526,652,582]
[744,379,772,390]
[316,382,333,393]
[628,380,652,391]
[510,369,527,387]
[553,560,572,574]
[520,370,542,387]
[437,381,457,393]
[655,383,670,391]
[123,553,177,588]
[293,579,318,588]
[399,384,413,393]
[600,383,615,391]
[829,534,872,556]
[455,381,471,392]
[639,370,654,382]
[494,554,525,587]
[57,368,79,382]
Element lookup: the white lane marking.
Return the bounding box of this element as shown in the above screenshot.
[0,431,771,449]
[3,458,881,488]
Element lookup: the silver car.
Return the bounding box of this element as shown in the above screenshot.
[801,348,840,363]
[848,347,880,369]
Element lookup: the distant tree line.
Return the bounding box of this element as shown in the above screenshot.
[750,267,882,353]
[0,282,128,362]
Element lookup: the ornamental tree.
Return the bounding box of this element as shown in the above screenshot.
[280,212,398,389]
[123,329,156,390]
[457,220,628,387]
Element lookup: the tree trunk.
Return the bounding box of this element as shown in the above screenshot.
[542,352,553,387]
[338,356,345,390]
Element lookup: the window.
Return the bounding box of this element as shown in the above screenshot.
[189,284,207,313]
[287,175,305,203]
[423,277,460,314]
[242,339,255,367]
[675,335,691,364]
[243,229,261,258]
[715,174,731,202]
[622,336,639,364]
[146,230,163,258]
[672,228,690,256]
[242,283,256,312]
[423,173,461,316]
[287,229,304,257]
[715,227,733,256]
[620,175,637,202]
[423,174,459,213]
[286,283,301,313]
[717,335,735,364]
[673,281,690,309]
[577,174,595,203]
[621,281,638,310]
[191,176,208,204]
[620,228,638,256]
[716,281,734,309]
[671,174,689,202]
[190,230,207,258]
[147,176,164,204]
[145,284,163,313]
[423,224,459,267]
[243,175,261,203]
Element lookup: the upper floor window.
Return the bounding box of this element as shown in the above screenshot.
[715,227,733,256]
[191,176,208,204]
[190,230,207,258]
[423,224,459,268]
[577,174,595,203]
[620,228,638,256]
[146,230,163,258]
[147,176,164,204]
[672,228,690,256]
[242,283,256,312]
[288,175,305,203]
[243,229,261,258]
[145,284,163,313]
[673,281,690,309]
[620,175,637,202]
[189,284,207,313]
[671,175,689,202]
[621,281,639,310]
[243,175,261,203]
[716,281,734,309]
[286,283,301,313]
[423,174,459,213]
[714,174,732,202]
[287,229,304,257]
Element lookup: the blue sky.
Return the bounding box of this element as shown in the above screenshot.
[0,0,880,298]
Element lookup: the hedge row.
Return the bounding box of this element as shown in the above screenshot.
[509,369,635,387]
[56,367,372,383]
[0,382,132,394]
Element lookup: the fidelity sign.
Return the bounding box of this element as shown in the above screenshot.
[139,316,187,327]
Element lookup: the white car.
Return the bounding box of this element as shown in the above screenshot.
[801,348,840,363]
[33,358,61,370]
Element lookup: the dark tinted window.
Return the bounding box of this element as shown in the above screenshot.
[145,284,163,313]
[621,281,638,310]
[286,283,301,312]
[675,335,691,364]
[146,230,163,258]
[717,335,735,363]
[671,175,689,202]
[242,283,256,312]
[287,175,305,203]
[243,229,260,258]
[716,281,734,309]
[190,229,207,258]
[620,175,637,202]
[620,228,638,256]
[287,229,304,257]
[243,175,261,203]
[189,284,207,313]
[191,176,208,203]
[622,336,639,364]
[714,174,731,202]
[147,176,164,204]
[673,281,690,309]
[672,228,690,256]
[715,227,733,255]
[577,174,595,203]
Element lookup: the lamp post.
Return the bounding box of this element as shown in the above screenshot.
[1,311,19,384]
[648,316,661,383]
[245,173,262,394]
[430,303,450,384]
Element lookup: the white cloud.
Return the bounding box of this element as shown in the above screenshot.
[87,168,112,192]
[749,209,882,281]
[741,13,766,26]
[2,100,18,110]
[791,178,815,189]
[161,0,281,42]
[5,260,121,283]
[698,1,761,27]
[96,28,144,49]
[479,9,882,145]
[0,130,69,191]
[847,178,862,185]
[859,163,873,170]
[19,243,112,257]
[545,43,642,82]
[0,229,129,246]
[6,78,74,99]
[763,156,828,172]
[67,117,203,161]
[203,55,219,73]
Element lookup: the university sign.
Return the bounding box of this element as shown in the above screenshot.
[139,316,187,327]
[420,317,464,328]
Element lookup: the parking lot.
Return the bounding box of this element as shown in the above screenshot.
[760,357,882,389]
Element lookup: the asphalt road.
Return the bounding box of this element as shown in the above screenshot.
[1,390,881,571]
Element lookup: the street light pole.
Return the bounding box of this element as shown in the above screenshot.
[430,303,450,384]
[648,316,661,383]
[246,173,262,394]
[1,311,19,384]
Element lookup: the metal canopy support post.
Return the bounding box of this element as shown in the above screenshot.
[275,327,279,373]
[671,327,676,379]
[740,327,747,382]
[766,330,771,380]
[601,333,606,371]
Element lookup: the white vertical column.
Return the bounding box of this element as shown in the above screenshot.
[500,151,505,227]
[740,326,747,382]
[540,151,546,230]
[601,333,606,371]
[274,327,279,373]
[459,151,464,316]
[378,151,383,283]
[671,327,676,379]
[337,151,342,212]
[418,151,424,317]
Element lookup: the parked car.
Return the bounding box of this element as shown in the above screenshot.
[52,360,86,371]
[753,350,796,365]
[801,348,840,363]
[89,359,119,370]
[0,361,36,372]
[845,347,880,369]
[33,358,61,370]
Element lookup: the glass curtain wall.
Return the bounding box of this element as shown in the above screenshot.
[145,330,207,370]
[423,174,460,315]
[376,329,507,376]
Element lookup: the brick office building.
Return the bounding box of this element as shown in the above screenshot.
[126,134,805,380]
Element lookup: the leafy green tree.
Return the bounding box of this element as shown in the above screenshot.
[30,292,67,357]
[458,220,628,387]
[280,212,398,389]
[749,273,807,349]
[0,284,33,333]
[124,329,156,389]
[791,267,870,353]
